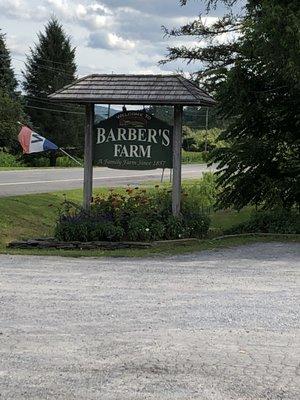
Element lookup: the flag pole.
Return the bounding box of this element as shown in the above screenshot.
[160,167,165,183]
[59,148,83,167]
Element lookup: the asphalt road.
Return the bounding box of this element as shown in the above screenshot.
[0,164,215,197]
[0,242,299,399]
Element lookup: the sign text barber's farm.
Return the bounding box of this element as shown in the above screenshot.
[49,74,216,213]
[93,110,173,170]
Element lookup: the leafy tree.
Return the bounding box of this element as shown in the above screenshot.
[148,105,222,130]
[0,30,26,150]
[183,106,226,130]
[162,0,243,92]
[22,17,84,165]
[162,0,300,209]
[148,105,174,125]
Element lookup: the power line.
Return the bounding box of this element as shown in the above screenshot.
[24,95,83,110]
[1,54,76,78]
[24,55,76,67]
[13,78,81,111]
[0,52,80,67]
[24,104,84,115]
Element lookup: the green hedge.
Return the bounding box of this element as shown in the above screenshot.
[182,150,205,164]
[0,151,24,167]
[55,178,216,242]
[225,209,300,235]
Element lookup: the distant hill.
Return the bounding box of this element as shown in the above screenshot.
[94,105,119,123]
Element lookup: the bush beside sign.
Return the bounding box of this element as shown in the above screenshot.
[93,110,173,170]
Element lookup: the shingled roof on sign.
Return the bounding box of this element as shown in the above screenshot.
[48,74,216,106]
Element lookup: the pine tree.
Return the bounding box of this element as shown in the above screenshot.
[0,30,18,94]
[22,17,84,164]
[162,0,300,209]
[0,30,25,149]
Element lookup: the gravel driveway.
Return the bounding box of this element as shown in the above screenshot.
[0,242,299,400]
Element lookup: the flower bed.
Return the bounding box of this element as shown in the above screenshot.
[55,184,212,242]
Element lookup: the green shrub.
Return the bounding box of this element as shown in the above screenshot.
[149,221,166,241]
[184,212,211,238]
[56,156,83,167]
[0,151,24,167]
[182,127,226,152]
[165,215,187,239]
[55,220,89,242]
[55,181,213,242]
[22,155,50,167]
[182,173,217,212]
[55,220,124,242]
[127,217,152,241]
[225,208,300,235]
[182,150,204,164]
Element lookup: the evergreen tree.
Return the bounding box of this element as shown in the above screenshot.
[0,90,25,149]
[0,30,18,94]
[22,17,84,164]
[0,30,25,149]
[163,0,300,209]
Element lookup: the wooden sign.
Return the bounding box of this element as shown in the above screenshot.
[93,110,173,170]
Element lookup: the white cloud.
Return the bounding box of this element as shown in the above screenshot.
[107,33,135,50]
[0,0,237,80]
[0,0,31,19]
[46,0,70,18]
[88,31,136,51]
[0,1,114,30]
[75,4,87,18]
[6,34,28,56]
[89,3,111,14]
[74,2,113,30]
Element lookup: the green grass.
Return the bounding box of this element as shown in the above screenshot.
[2,235,299,258]
[210,208,254,232]
[182,150,205,164]
[0,166,30,171]
[0,166,82,171]
[0,187,109,247]
[0,185,298,257]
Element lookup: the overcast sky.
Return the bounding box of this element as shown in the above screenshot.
[0,0,238,83]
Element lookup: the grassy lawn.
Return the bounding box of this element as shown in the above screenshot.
[0,150,205,171]
[0,167,31,171]
[0,185,298,257]
[3,236,299,258]
[210,208,253,232]
[0,166,82,171]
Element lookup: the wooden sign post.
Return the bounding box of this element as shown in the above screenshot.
[172,105,183,216]
[48,74,215,215]
[83,104,183,215]
[83,103,94,211]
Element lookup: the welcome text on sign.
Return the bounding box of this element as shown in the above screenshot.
[96,127,171,159]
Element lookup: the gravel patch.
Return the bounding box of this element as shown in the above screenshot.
[0,242,299,399]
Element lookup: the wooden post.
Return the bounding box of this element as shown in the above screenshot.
[172,105,183,216]
[204,107,209,152]
[83,103,94,211]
